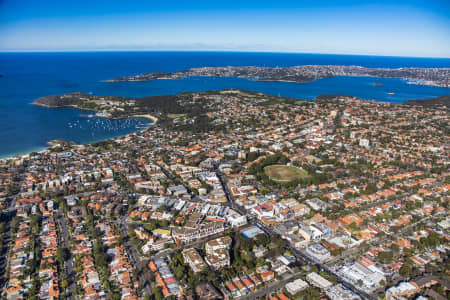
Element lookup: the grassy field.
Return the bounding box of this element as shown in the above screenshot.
[167,113,186,118]
[264,165,308,182]
[295,100,313,106]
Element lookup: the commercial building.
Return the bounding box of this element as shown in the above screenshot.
[226,209,247,228]
[205,236,232,270]
[285,278,309,295]
[306,272,333,290]
[182,248,207,273]
[339,261,386,291]
[172,221,224,244]
[305,243,331,262]
[241,226,265,239]
[326,284,361,300]
[386,282,419,300]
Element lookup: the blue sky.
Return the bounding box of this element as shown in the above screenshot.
[0,0,449,57]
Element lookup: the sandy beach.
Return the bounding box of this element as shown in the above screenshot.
[132,114,158,123]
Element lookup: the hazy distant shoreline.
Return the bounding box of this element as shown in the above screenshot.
[106,65,450,88]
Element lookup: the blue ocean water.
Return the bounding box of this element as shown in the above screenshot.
[0,51,449,158]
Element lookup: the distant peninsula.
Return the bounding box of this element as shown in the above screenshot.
[106,65,450,88]
[32,92,176,122]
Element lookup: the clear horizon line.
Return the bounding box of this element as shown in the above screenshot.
[0,49,449,59]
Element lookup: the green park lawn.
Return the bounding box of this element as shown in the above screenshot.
[264,165,308,182]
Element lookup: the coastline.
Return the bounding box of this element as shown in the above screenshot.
[131,114,158,123]
[7,95,161,160]
[0,145,49,160]
[105,65,450,88]
[0,121,155,161]
[5,64,447,161]
[1,107,156,161]
[105,74,448,88]
[32,101,158,123]
[4,88,448,160]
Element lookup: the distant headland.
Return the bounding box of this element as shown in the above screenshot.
[106,65,450,88]
[32,92,159,122]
